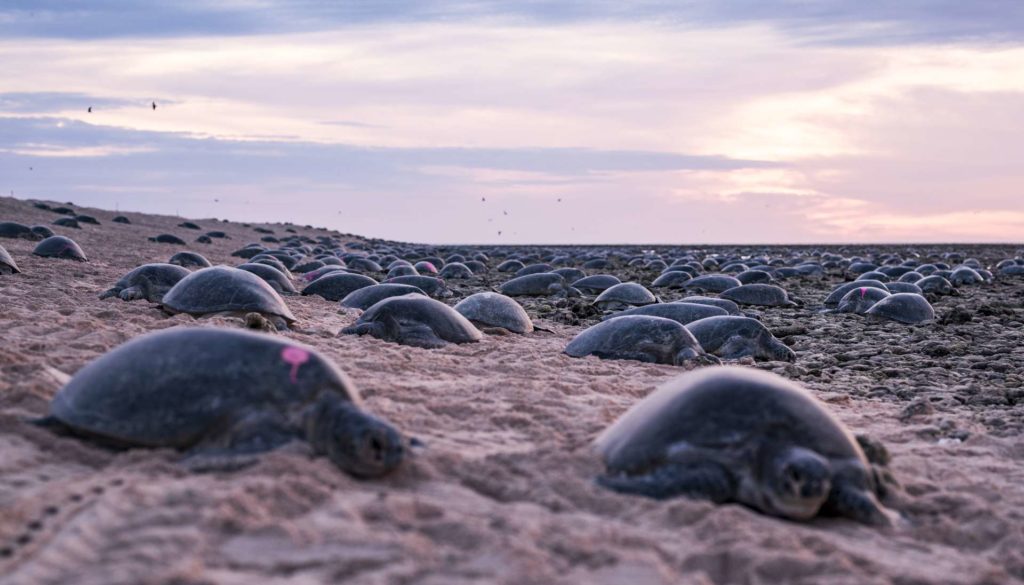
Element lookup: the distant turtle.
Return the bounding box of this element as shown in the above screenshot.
[100,263,191,302]
[720,284,798,307]
[150,234,187,245]
[454,292,534,334]
[32,327,408,477]
[856,271,890,283]
[302,265,348,282]
[413,261,438,274]
[823,280,888,308]
[898,272,923,283]
[884,282,922,295]
[162,266,297,330]
[252,256,293,277]
[835,287,890,315]
[603,302,727,325]
[294,260,326,274]
[112,215,131,224]
[388,265,418,278]
[238,262,298,295]
[500,273,570,297]
[385,275,451,298]
[302,272,377,301]
[0,221,42,240]
[438,262,474,280]
[949,266,984,286]
[0,244,20,274]
[347,257,383,273]
[232,246,266,259]
[205,230,229,239]
[342,295,482,348]
[680,296,742,316]
[53,217,81,229]
[864,293,934,325]
[651,271,691,288]
[515,263,554,277]
[31,225,55,239]
[75,215,100,225]
[552,267,586,282]
[497,259,525,272]
[685,316,795,361]
[564,315,718,366]
[736,270,774,285]
[916,275,954,295]
[684,274,742,293]
[340,283,426,310]
[594,282,657,311]
[195,235,213,244]
[178,221,201,230]
[594,366,897,525]
[572,274,621,294]
[168,251,213,269]
[33,236,88,261]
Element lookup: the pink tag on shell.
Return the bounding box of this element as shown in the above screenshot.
[281,346,310,383]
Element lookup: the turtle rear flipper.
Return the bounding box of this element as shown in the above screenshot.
[395,321,448,349]
[182,411,300,473]
[596,462,735,502]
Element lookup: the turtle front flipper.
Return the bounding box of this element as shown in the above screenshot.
[824,482,900,526]
[118,286,146,302]
[181,411,300,473]
[717,335,756,360]
[596,462,736,502]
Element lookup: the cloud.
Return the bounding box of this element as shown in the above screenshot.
[0,92,144,113]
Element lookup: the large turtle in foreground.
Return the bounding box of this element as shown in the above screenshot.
[594,366,898,525]
[342,295,482,348]
[161,266,297,330]
[100,263,191,302]
[32,328,408,477]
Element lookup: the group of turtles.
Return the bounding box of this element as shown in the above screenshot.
[5,203,1023,526]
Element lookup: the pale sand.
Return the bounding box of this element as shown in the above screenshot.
[1,196,1022,585]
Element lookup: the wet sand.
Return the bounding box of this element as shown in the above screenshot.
[1,196,1022,585]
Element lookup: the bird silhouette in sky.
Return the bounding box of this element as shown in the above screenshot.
[87,107,92,113]
[503,210,508,215]
[151,102,157,110]
[481,197,485,202]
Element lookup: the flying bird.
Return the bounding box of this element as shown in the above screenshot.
[87,107,92,113]
[151,102,157,110]
[481,197,486,202]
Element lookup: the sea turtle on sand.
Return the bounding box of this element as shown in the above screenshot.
[33,236,88,261]
[162,266,296,330]
[564,315,718,366]
[856,271,890,283]
[53,217,81,229]
[949,266,984,286]
[685,316,795,362]
[916,275,955,295]
[238,262,298,295]
[736,270,774,285]
[884,282,922,295]
[302,272,377,301]
[515,263,554,277]
[32,328,408,477]
[149,234,187,245]
[100,263,191,302]
[0,221,42,240]
[864,293,934,325]
[823,280,888,308]
[31,225,55,239]
[195,235,213,244]
[0,244,20,274]
[680,296,742,316]
[168,251,213,269]
[388,265,419,278]
[438,262,474,280]
[572,274,621,294]
[454,292,534,334]
[346,257,383,273]
[303,265,348,283]
[340,283,426,310]
[178,221,201,230]
[342,295,482,348]
[835,287,890,315]
[552,267,586,282]
[293,260,326,273]
[602,302,727,326]
[500,273,570,297]
[497,259,525,273]
[112,215,131,224]
[898,272,923,283]
[76,215,100,225]
[385,275,451,298]
[593,366,897,525]
[414,261,438,274]
[684,274,742,294]
[651,271,692,289]
[720,284,798,308]
[594,283,657,311]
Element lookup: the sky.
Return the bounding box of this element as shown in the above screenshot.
[1,1,1023,244]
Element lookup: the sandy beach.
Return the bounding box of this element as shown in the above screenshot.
[1,195,1023,585]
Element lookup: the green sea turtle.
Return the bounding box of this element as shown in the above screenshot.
[0,244,20,274]
[438,262,475,280]
[454,292,534,334]
[684,275,741,294]
[564,315,718,366]
[53,217,81,229]
[864,293,934,325]
[594,283,657,311]
[835,287,890,315]
[162,266,297,330]
[823,280,888,308]
[680,296,742,316]
[302,272,378,301]
[572,274,621,294]
[603,302,727,326]
[594,366,897,525]
[0,221,42,241]
[651,271,692,289]
[238,262,299,295]
[385,275,452,298]
[500,273,570,297]
[100,263,191,302]
[33,236,88,261]
[685,316,795,362]
[916,275,954,295]
[169,251,213,269]
[340,283,427,310]
[720,284,798,308]
[150,234,187,245]
[32,327,409,477]
[342,295,482,348]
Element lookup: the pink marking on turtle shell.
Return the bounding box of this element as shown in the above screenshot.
[859,287,867,298]
[281,346,310,383]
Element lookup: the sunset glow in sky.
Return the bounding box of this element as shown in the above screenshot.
[2,2,1023,243]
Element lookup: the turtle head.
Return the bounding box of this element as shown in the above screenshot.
[306,396,406,478]
[764,446,831,520]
